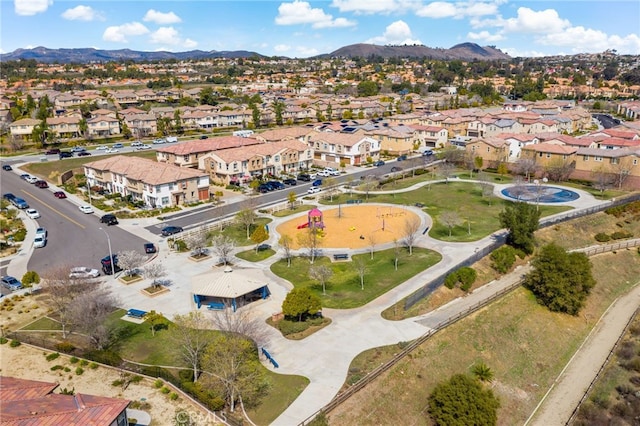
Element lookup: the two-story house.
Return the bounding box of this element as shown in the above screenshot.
[306,129,381,166]
[156,136,262,168]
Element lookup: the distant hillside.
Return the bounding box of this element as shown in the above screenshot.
[0,46,266,63]
[0,42,510,63]
[319,42,510,61]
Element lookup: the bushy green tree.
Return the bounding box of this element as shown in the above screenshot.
[490,245,517,273]
[524,243,596,315]
[21,271,40,286]
[282,288,321,322]
[498,202,541,254]
[443,267,477,292]
[428,374,500,426]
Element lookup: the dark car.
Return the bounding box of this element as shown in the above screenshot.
[312,179,323,187]
[374,160,385,166]
[283,178,297,186]
[35,180,49,188]
[257,184,271,193]
[53,191,67,199]
[161,226,184,236]
[100,254,121,275]
[390,166,403,172]
[397,155,407,161]
[297,173,311,182]
[200,135,208,139]
[100,214,118,225]
[2,164,12,171]
[268,181,285,190]
[45,148,61,155]
[144,243,157,254]
[59,152,73,159]
[77,151,92,157]
[3,193,16,201]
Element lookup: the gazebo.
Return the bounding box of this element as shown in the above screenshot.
[192,266,270,312]
[307,207,325,229]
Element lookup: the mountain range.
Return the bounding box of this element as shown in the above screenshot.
[0,42,510,64]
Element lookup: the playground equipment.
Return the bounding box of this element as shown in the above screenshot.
[297,222,310,229]
[298,207,325,230]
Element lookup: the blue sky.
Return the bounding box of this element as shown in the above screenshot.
[1,0,639,58]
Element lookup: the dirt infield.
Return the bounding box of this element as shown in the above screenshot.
[275,204,422,250]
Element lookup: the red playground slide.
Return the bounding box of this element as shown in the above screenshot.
[297,222,309,229]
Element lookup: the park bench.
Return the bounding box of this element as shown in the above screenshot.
[207,302,225,310]
[333,253,349,261]
[127,309,147,319]
[262,348,279,368]
[346,199,362,204]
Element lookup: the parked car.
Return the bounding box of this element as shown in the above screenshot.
[79,205,94,214]
[200,135,208,139]
[69,266,100,279]
[35,227,47,239]
[307,187,321,194]
[131,141,143,147]
[25,208,40,219]
[100,213,118,225]
[77,151,92,157]
[3,193,16,201]
[100,254,121,275]
[297,173,311,182]
[257,184,271,193]
[53,191,67,199]
[113,143,124,149]
[283,178,297,186]
[397,155,407,161]
[20,173,30,180]
[165,136,178,143]
[312,179,323,187]
[161,226,183,236]
[71,146,86,153]
[105,148,119,153]
[136,144,152,150]
[422,149,434,157]
[144,243,157,254]
[268,181,285,190]
[59,152,73,159]
[390,166,403,172]
[95,145,108,150]
[2,164,12,171]
[33,235,46,248]
[374,160,385,166]
[45,148,61,155]
[1,276,22,291]
[11,197,29,209]
[26,176,38,184]
[34,180,48,188]
[153,138,166,144]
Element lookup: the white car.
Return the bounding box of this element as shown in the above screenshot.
[69,267,100,279]
[35,227,47,238]
[26,176,38,184]
[79,205,94,214]
[307,187,322,195]
[95,145,108,150]
[33,235,46,248]
[105,148,119,153]
[136,144,152,150]
[131,141,143,147]
[25,208,40,219]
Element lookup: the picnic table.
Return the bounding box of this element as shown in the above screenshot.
[127,309,147,319]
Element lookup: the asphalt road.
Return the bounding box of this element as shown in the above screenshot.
[1,168,148,278]
[592,113,621,129]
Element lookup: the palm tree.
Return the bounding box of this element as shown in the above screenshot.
[472,362,494,382]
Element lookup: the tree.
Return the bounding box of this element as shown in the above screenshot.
[428,374,500,426]
[402,216,421,255]
[211,235,235,265]
[279,235,293,267]
[186,232,209,257]
[287,191,297,209]
[70,284,120,349]
[250,225,268,252]
[367,232,378,260]
[393,239,402,271]
[210,304,266,347]
[117,250,145,277]
[498,202,541,254]
[514,158,538,181]
[353,257,367,290]
[282,287,322,321]
[146,310,167,337]
[474,156,484,173]
[143,262,167,287]
[496,162,509,179]
[440,211,462,237]
[524,243,596,315]
[297,228,321,264]
[170,311,212,383]
[201,333,267,412]
[591,165,613,196]
[438,162,456,182]
[472,362,494,382]
[544,157,574,182]
[236,208,257,240]
[309,264,333,295]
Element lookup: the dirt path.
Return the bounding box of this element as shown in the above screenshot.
[526,283,640,425]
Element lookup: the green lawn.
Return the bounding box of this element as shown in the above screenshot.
[272,204,315,217]
[323,181,571,242]
[247,372,310,426]
[21,316,63,331]
[236,248,276,262]
[270,248,442,309]
[209,217,272,247]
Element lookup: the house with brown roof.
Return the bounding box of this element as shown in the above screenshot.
[156,136,262,168]
[520,143,578,180]
[573,147,640,189]
[368,127,414,156]
[84,156,210,208]
[46,116,81,138]
[252,127,312,143]
[306,129,381,166]
[0,376,130,426]
[466,137,510,169]
[8,118,40,139]
[407,124,448,149]
[87,115,121,137]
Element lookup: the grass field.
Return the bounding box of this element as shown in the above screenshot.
[270,248,442,309]
[329,249,640,425]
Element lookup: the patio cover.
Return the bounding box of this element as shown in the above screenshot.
[192,266,267,299]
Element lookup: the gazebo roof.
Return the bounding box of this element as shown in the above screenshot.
[308,207,323,217]
[192,266,267,298]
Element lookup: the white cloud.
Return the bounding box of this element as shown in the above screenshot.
[416,1,501,19]
[275,1,356,29]
[502,47,548,58]
[274,44,291,52]
[296,46,320,56]
[102,22,149,43]
[537,27,640,54]
[467,30,504,43]
[143,9,182,25]
[502,7,570,34]
[366,20,422,45]
[331,0,421,14]
[61,5,104,22]
[14,0,52,16]
[148,27,197,49]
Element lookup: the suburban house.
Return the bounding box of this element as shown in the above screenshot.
[408,124,448,149]
[84,155,210,208]
[252,127,311,143]
[368,126,414,155]
[466,137,510,168]
[496,133,539,161]
[573,146,640,188]
[8,118,41,139]
[120,108,158,138]
[46,115,82,138]
[305,129,381,166]
[520,143,579,179]
[1,376,130,426]
[200,139,313,185]
[156,136,262,168]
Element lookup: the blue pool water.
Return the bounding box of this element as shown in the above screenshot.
[501,185,580,203]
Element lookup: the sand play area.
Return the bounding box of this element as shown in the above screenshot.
[275,204,423,250]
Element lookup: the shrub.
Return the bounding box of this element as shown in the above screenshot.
[154,379,164,388]
[80,359,88,367]
[46,352,60,361]
[444,272,458,289]
[161,387,171,394]
[130,375,143,383]
[594,232,611,242]
[9,339,20,347]
[490,246,516,273]
[89,362,99,369]
[169,392,179,401]
[50,365,64,371]
[277,319,309,335]
[112,380,124,387]
[0,337,7,344]
[458,267,477,292]
[64,367,71,372]
[12,228,27,242]
[610,230,633,240]
[75,367,84,375]
[69,357,79,364]
[21,271,40,286]
[55,341,75,353]
[84,350,122,366]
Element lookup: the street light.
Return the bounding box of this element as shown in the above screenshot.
[533,177,548,211]
[99,227,115,276]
